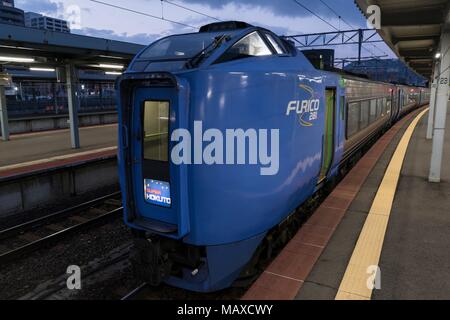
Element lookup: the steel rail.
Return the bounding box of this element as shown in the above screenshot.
[0,191,121,241]
[120,283,148,301]
[0,207,123,264]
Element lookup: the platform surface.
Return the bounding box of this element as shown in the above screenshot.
[371,105,450,299]
[0,124,118,178]
[244,103,450,300]
[300,105,450,300]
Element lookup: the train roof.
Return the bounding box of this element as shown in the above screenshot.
[199,21,255,33]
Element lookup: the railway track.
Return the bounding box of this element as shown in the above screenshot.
[0,192,123,264]
[121,283,148,300]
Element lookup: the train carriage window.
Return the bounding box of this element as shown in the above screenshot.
[347,101,360,137]
[216,31,272,63]
[143,101,169,162]
[360,100,369,130]
[369,99,377,123]
[264,33,286,54]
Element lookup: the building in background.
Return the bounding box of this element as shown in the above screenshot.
[24,12,71,33]
[1,0,15,7]
[0,0,25,26]
[344,59,428,87]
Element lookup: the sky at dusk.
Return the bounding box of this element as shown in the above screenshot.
[14,0,395,60]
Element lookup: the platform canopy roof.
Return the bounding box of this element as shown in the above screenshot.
[0,23,145,70]
[355,0,450,79]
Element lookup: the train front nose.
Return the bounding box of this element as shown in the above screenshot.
[118,73,265,293]
[117,73,190,239]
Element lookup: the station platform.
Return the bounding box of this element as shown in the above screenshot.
[0,124,118,178]
[243,103,450,300]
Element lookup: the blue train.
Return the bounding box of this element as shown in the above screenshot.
[117,21,430,292]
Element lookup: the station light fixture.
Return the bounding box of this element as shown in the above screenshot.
[435,52,441,59]
[0,56,35,63]
[105,71,122,75]
[98,63,124,70]
[30,67,56,72]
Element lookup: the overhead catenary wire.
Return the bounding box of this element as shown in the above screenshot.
[318,0,389,57]
[89,0,198,29]
[291,0,380,59]
[161,0,222,22]
[319,0,353,30]
[292,0,338,32]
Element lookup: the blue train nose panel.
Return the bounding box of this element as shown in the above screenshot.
[165,233,266,292]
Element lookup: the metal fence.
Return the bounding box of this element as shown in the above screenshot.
[5,80,117,118]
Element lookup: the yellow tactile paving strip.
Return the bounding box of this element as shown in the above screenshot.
[335,108,429,300]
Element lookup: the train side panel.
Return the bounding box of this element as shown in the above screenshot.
[342,77,393,160]
[182,55,326,246]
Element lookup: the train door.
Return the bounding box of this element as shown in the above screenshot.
[318,88,336,183]
[396,89,403,118]
[131,87,178,227]
[389,88,396,123]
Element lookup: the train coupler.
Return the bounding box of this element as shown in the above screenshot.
[129,237,172,286]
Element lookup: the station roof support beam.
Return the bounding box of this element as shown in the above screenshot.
[0,23,145,148]
[354,0,450,78]
[426,60,441,140]
[0,85,9,141]
[429,31,450,183]
[381,7,444,27]
[65,64,80,149]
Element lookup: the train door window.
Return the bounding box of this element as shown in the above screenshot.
[347,101,360,137]
[369,99,377,123]
[319,88,336,183]
[340,96,345,121]
[376,98,383,118]
[216,31,272,63]
[392,92,397,111]
[143,101,169,162]
[386,99,392,115]
[360,100,369,130]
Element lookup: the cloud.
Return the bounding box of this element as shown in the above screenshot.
[178,0,363,25]
[74,27,159,45]
[15,0,59,15]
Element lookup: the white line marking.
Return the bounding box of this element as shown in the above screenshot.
[0,146,117,172]
[264,271,304,283]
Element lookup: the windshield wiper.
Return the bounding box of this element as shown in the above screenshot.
[185,35,231,69]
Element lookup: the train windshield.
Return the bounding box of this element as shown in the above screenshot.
[139,32,230,60]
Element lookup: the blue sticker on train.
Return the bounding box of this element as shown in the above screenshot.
[144,179,171,208]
